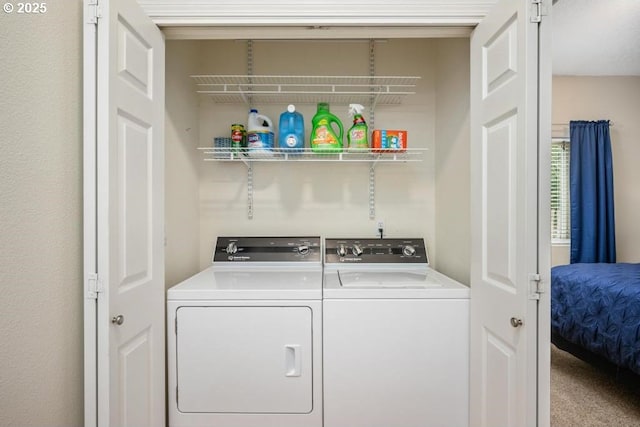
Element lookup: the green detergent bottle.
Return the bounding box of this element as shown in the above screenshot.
[310,102,344,153]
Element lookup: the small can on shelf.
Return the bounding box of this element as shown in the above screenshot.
[230,123,246,154]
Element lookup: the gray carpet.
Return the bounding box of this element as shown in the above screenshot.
[551,344,640,426]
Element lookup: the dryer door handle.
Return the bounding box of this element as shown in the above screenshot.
[284,344,302,377]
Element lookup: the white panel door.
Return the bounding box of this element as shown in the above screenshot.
[94,0,165,426]
[176,307,313,414]
[470,0,548,426]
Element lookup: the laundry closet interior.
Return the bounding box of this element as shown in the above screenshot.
[164,35,471,287]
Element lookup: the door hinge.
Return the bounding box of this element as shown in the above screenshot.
[530,0,544,23]
[87,0,102,24]
[86,272,103,299]
[529,273,543,300]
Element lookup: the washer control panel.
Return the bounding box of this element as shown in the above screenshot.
[213,236,321,263]
[325,238,428,264]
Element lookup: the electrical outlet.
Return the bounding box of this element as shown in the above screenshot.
[376,220,385,238]
[377,220,385,230]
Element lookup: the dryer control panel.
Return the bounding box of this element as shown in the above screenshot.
[325,238,428,264]
[214,236,321,263]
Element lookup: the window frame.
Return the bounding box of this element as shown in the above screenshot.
[550,137,571,245]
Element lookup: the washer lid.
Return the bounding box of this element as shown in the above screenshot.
[338,271,440,288]
[324,268,469,299]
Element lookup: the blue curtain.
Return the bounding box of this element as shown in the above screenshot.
[570,120,616,263]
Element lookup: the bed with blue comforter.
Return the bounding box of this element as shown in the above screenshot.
[551,263,640,375]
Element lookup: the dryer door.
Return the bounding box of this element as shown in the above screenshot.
[176,306,313,414]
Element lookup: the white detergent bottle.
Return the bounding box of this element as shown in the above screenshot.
[247,108,274,156]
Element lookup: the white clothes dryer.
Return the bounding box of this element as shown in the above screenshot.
[323,238,470,427]
[167,236,323,427]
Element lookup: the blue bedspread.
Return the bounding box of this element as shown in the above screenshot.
[551,263,640,375]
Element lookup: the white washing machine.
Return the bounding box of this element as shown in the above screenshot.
[323,238,470,427]
[167,236,323,427]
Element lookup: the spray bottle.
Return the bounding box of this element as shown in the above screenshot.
[347,104,369,152]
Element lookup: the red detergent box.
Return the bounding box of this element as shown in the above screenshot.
[371,130,407,153]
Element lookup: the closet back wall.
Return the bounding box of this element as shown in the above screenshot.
[164,38,471,286]
[196,39,436,269]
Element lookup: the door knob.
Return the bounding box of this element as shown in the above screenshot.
[112,315,125,326]
[510,317,523,328]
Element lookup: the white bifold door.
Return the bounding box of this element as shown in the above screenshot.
[469,0,550,426]
[84,0,165,426]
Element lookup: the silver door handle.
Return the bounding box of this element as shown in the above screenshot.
[510,317,523,328]
[112,315,125,326]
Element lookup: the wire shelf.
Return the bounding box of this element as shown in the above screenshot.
[199,147,426,162]
[191,74,420,105]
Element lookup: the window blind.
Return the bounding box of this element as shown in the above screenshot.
[551,139,570,241]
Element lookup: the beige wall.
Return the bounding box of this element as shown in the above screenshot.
[165,41,203,287]
[166,39,470,286]
[164,37,473,284]
[552,76,640,265]
[434,39,471,285]
[188,38,473,282]
[0,2,84,426]
[551,244,570,266]
[162,39,470,284]
[195,39,440,269]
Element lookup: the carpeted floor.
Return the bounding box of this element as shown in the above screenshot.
[551,344,640,426]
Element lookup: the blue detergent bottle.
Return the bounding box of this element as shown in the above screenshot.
[278,104,305,152]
